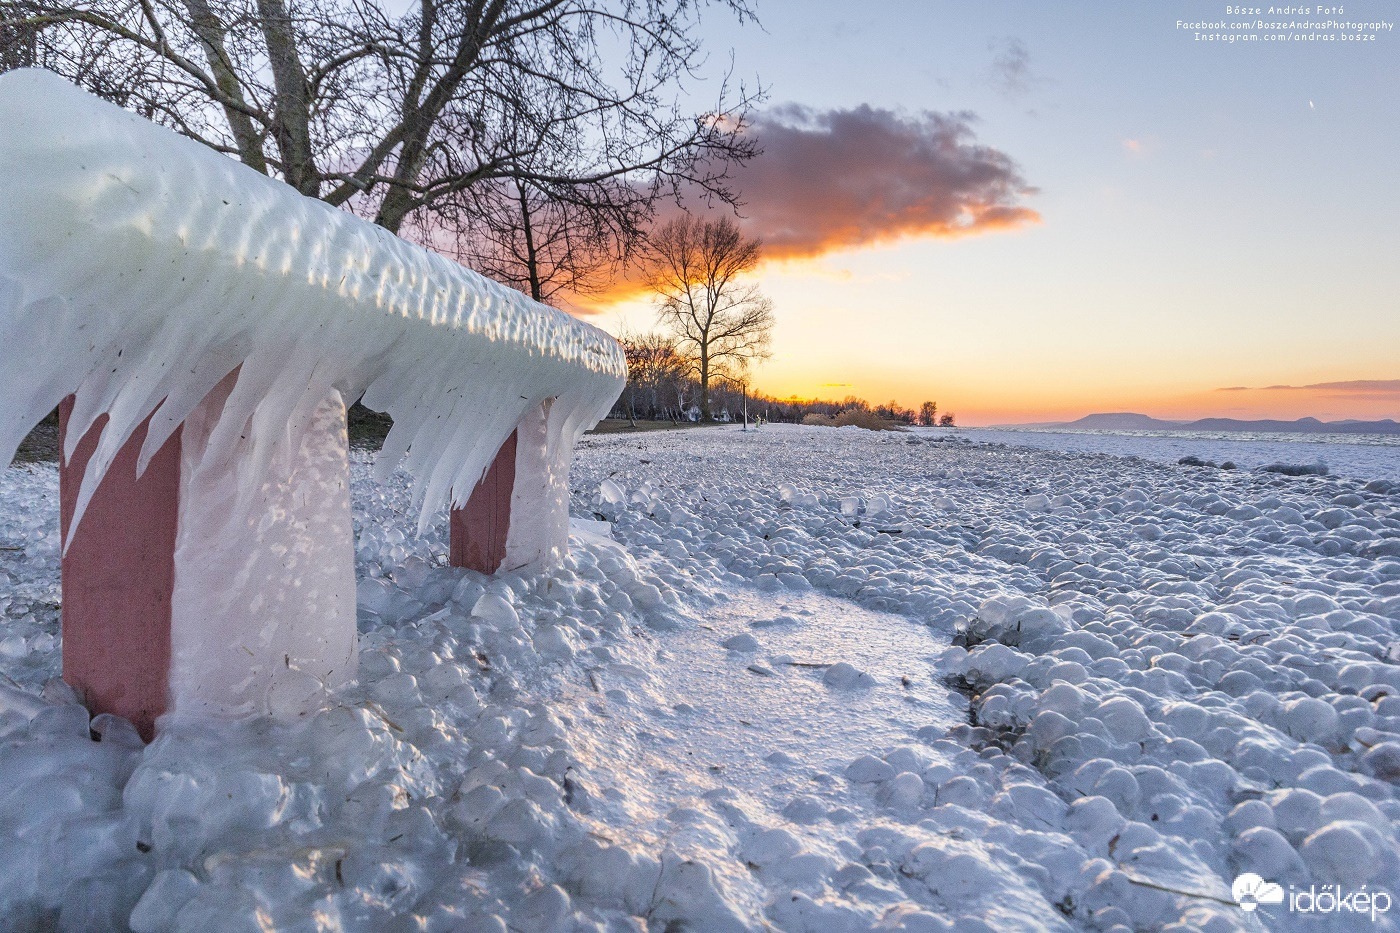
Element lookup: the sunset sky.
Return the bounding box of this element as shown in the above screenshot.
[579,1,1400,425]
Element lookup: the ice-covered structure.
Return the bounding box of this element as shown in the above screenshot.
[0,69,627,737]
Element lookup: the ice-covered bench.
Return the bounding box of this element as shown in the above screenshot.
[0,70,627,738]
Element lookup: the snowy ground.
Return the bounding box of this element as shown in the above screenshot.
[2,424,1400,932]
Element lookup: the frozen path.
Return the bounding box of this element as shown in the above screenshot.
[549,581,1078,933]
[569,587,961,808]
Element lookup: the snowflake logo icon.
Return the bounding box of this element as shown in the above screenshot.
[1232,873,1285,912]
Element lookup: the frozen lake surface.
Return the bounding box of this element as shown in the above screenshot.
[961,427,1400,482]
[2,423,1400,931]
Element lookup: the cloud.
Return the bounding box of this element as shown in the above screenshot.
[988,38,1036,97]
[1306,380,1400,393]
[1210,380,1400,405]
[566,103,1039,312]
[731,104,1040,261]
[1216,380,1400,394]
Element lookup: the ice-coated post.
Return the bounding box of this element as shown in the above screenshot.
[0,71,626,738]
[169,379,358,720]
[449,400,569,574]
[56,374,359,738]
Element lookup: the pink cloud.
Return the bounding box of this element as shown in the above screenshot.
[732,105,1040,260]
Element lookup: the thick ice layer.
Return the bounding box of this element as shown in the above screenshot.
[501,400,572,571]
[170,384,357,717]
[0,68,626,539]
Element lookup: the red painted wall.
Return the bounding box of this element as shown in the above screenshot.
[450,430,518,574]
[58,399,180,741]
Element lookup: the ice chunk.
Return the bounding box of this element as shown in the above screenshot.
[823,661,876,688]
[129,870,200,933]
[1094,697,1152,743]
[598,479,627,506]
[1277,696,1339,744]
[0,683,47,721]
[1299,822,1378,884]
[720,633,760,652]
[845,755,896,783]
[471,592,521,629]
[1257,462,1328,476]
[569,516,613,539]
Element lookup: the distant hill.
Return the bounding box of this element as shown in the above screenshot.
[1064,413,1186,431]
[990,412,1400,435]
[990,413,1186,431]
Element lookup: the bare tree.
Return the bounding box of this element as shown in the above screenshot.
[6,0,761,242]
[647,213,773,420]
[618,331,687,422]
[442,89,656,305]
[435,66,658,302]
[919,400,938,426]
[874,398,913,424]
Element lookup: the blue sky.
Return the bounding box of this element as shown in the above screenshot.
[590,1,1400,423]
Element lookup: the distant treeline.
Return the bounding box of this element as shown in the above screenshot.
[611,333,954,426]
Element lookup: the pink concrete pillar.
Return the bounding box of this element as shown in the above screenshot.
[55,371,358,736]
[450,429,518,574]
[58,397,180,741]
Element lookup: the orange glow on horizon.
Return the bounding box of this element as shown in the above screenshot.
[566,277,1399,427]
[559,193,1395,429]
[842,385,1400,427]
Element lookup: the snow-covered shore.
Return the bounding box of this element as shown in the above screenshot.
[2,424,1399,931]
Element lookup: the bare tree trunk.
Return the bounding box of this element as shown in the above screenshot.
[515,179,542,302]
[371,104,449,232]
[373,152,420,233]
[181,0,270,174]
[375,5,499,233]
[699,357,710,421]
[254,0,317,194]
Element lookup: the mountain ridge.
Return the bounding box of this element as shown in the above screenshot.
[989,412,1400,435]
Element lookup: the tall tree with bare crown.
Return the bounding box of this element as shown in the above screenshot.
[648,214,774,421]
